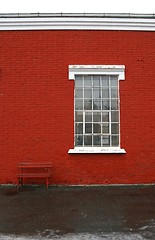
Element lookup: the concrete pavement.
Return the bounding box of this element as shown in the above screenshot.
[0,185,155,239]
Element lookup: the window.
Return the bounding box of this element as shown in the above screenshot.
[68,65,126,153]
[75,74,119,147]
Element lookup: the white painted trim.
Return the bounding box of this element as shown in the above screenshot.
[68,64,126,153]
[69,65,125,80]
[0,17,155,31]
[68,147,126,153]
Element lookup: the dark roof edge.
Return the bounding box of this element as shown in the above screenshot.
[0,13,155,18]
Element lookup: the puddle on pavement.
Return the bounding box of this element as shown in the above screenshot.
[0,232,148,239]
[1,223,155,240]
[1,219,155,239]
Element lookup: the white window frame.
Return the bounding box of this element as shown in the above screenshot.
[68,65,126,154]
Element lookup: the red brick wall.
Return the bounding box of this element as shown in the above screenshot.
[0,30,155,184]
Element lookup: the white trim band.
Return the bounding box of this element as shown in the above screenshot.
[68,147,126,154]
[69,65,125,81]
[0,17,155,31]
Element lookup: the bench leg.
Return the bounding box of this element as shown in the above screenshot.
[46,177,49,189]
[18,177,23,189]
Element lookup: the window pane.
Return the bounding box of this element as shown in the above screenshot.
[74,74,120,148]
[75,135,83,146]
[102,99,110,110]
[93,88,101,98]
[75,99,83,110]
[75,88,83,98]
[102,88,109,98]
[112,135,119,146]
[110,76,118,86]
[102,135,110,146]
[75,76,83,87]
[93,75,100,86]
[93,135,101,146]
[111,99,119,110]
[111,88,118,98]
[111,111,119,122]
[93,124,101,133]
[75,123,83,134]
[102,123,109,134]
[84,135,92,146]
[93,112,101,122]
[75,111,83,122]
[102,112,109,122]
[84,88,92,98]
[84,76,92,87]
[101,76,109,86]
[111,123,119,134]
[93,100,101,110]
[85,123,92,133]
[84,99,92,110]
[85,112,92,122]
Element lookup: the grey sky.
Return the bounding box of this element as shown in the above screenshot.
[0,0,154,13]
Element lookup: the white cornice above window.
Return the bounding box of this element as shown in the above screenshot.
[0,16,155,31]
[69,65,125,81]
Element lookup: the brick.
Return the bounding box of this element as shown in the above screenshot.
[0,30,155,184]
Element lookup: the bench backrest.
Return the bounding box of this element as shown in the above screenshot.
[19,163,52,168]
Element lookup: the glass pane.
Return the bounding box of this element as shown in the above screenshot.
[111,123,119,134]
[102,99,110,110]
[75,88,83,98]
[84,99,92,110]
[75,135,83,146]
[111,88,118,98]
[102,123,109,134]
[93,135,101,146]
[93,88,101,98]
[102,135,110,146]
[74,75,120,148]
[110,76,118,86]
[93,75,100,86]
[84,76,92,87]
[75,123,83,134]
[75,75,83,87]
[84,135,92,146]
[112,135,119,146]
[111,99,119,110]
[75,111,83,122]
[93,124,101,133]
[102,112,109,122]
[84,88,92,98]
[111,111,119,122]
[102,88,109,98]
[75,99,83,110]
[93,112,101,122]
[93,100,101,110]
[85,112,92,122]
[101,76,109,86]
[85,123,92,133]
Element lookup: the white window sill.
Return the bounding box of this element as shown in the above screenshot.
[68,147,126,154]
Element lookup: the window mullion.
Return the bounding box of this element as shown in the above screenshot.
[118,79,120,147]
[100,75,103,147]
[83,76,84,147]
[92,75,93,147]
[109,76,112,147]
[83,111,85,135]
[74,73,120,148]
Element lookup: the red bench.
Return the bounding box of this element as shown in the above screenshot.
[18,163,52,189]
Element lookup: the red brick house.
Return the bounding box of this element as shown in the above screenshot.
[0,13,155,185]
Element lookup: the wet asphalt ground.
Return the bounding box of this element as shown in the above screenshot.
[0,185,155,239]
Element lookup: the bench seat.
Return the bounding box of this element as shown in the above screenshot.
[18,162,52,188]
